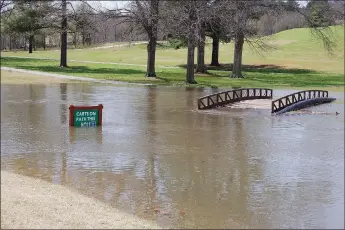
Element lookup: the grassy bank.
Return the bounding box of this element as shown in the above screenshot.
[1,56,343,89]
[0,69,76,84]
[1,26,344,89]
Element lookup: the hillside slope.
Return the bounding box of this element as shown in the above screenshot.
[1,26,344,74]
[245,25,344,73]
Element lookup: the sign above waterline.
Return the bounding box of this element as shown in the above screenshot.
[69,104,103,127]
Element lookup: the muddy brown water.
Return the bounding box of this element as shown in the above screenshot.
[1,83,344,229]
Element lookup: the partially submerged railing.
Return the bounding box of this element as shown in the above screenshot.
[198,88,273,110]
[271,90,334,114]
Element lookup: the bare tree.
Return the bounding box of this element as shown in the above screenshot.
[204,0,233,67]
[70,2,98,47]
[122,0,160,77]
[289,1,341,55]
[196,21,206,73]
[186,2,198,83]
[160,1,210,83]
[1,0,13,15]
[218,1,273,78]
[329,1,345,23]
[60,0,67,67]
[3,0,58,53]
[195,1,210,74]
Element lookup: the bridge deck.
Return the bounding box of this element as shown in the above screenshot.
[198,88,273,110]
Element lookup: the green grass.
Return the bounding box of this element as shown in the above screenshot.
[1,25,344,89]
[1,57,343,89]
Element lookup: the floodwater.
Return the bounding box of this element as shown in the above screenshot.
[1,82,344,229]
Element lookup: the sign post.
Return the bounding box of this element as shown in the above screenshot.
[69,104,103,127]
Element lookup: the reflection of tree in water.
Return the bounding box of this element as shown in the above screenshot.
[143,86,158,215]
[27,84,55,181]
[231,117,250,223]
[152,97,260,228]
[60,152,67,185]
[28,84,46,125]
[53,87,160,218]
[2,85,45,179]
[185,87,197,109]
[69,83,93,102]
[57,83,69,185]
[59,83,67,124]
[148,87,242,227]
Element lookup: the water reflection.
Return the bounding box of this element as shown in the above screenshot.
[69,126,103,144]
[60,83,68,124]
[1,83,344,229]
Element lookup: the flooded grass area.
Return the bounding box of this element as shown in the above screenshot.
[1,69,74,84]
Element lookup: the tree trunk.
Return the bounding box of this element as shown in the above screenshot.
[231,31,244,78]
[60,0,68,67]
[145,0,159,77]
[9,35,12,51]
[186,37,197,84]
[88,33,91,46]
[186,4,197,84]
[23,36,27,51]
[73,32,77,48]
[114,25,117,41]
[28,35,34,54]
[82,33,85,46]
[43,34,46,50]
[146,31,157,77]
[210,35,220,66]
[196,27,206,73]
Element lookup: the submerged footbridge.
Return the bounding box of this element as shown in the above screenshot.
[197,88,336,114]
[197,88,273,110]
[271,90,336,114]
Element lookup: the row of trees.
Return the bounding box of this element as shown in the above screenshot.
[1,1,133,50]
[1,0,344,83]
[1,0,68,66]
[123,0,343,82]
